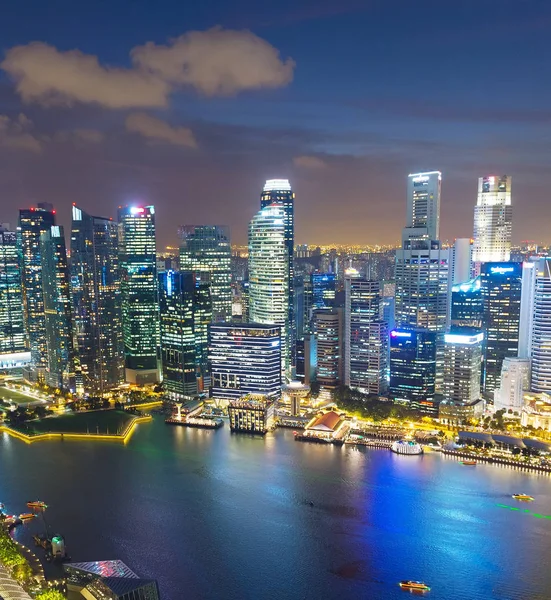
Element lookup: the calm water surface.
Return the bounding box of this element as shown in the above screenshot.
[1,417,550,600]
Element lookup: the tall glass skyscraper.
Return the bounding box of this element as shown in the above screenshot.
[311,272,336,310]
[0,226,27,364]
[480,262,522,394]
[344,278,387,395]
[179,225,231,322]
[118,205,159,384]
[159,270,212,398]
[71,205,123,395]
[313,308,343,396]
[260,179,295,365]
[18,204,56,374]
[450,277,483,331]
[40,225,77,391]
[472,175,512,264]
[248,205,290,375]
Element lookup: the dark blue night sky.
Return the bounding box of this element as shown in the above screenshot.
[0,0,550,245]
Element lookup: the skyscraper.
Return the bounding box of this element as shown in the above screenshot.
[480,262,522,394]
[18,204,56,376]
[71,205,123,395]
[494,357,531,411]
[472,175,512,264]
[344,278,387,395]
[248,205,290,375]
[40,225,77,391]
[118,205,159,384]
[208,323,281,400]
[179,225,232,322]
[313,308,343,397]
[443,332,484,404]
[405,170,441,241]
[0,226,28,366]
[159,270,212,398]
[449,277,483,331]
[260,179,295,365]
[311,272,336,310]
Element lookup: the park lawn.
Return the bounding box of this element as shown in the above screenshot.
[0,386,39,404]
[26,410,134,435]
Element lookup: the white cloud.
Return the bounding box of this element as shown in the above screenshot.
[125,112,197,147]
[293,155,327,169]
[73,129,104,143]
[0,113,41,153]
[1,28,295,108]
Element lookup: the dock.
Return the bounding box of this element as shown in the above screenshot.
[165,417,223,429]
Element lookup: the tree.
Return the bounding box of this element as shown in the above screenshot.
[36,591,66,600]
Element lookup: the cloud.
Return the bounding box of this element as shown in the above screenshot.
[1,28,295,108]
[54,128,105,144]
[0,113,41,152]
[294,155,327,169]
[131,27,295,96]
[125,113,197,147]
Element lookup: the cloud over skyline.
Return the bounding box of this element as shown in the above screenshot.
[125,113,197,147]
[0,113,41,153]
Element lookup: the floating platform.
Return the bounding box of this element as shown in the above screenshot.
[165,417,223,430]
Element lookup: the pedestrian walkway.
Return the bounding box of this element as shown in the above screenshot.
[0,561,33,600]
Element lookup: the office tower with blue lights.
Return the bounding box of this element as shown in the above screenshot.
[389,328,437,413]
[248,204,290,375]
[159,270,212,398]
[395,171,449,392]
[473,175,512,264]
[71,205,123,395]
[18,203,56,377]
[313,308,343,397]
[311,272,336,310]
[0,226,28,368]
[179,225,232,322]
[40,225,77,391]
[118,205,160,384]
[480,262,522,394]
[208,323,281,400]
[260,179,295,367]
[344,277,387,395]
[450,277,483,331]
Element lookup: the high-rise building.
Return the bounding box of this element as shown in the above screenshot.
[40,225,77,391]
[449,238,473,286]
[71,205,123,395]
[389,328,437,414]
[480,262,522,394]
[344,278,387,395]
[404,171,442,242]
[260,179,295,366]
[443,332,484,404]
[159,270,212,398]
[18,204,56,375]
[450,277,483,331]
[248,205,290,375]
[118,205,159,384]
[0,226,27,365]
[311,272,336,310]
[208,323,281,400]
[179,225,232,322]
[494,357,531,411]
[313,308,343,397]
[472,175,512,264]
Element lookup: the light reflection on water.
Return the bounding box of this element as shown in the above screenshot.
[0,421,550,600]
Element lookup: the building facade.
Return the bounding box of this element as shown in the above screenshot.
[450,277,483,331]
[118,206,159,384]
[71,205,123,395]
[443,332,484,404]
[494,357,531,411]
[313,308,343,397]
[228,394,276,433]
[208,323,281,400]
[179,225,232,322]
[472,175,512,264]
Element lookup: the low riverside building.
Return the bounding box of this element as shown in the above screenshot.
[521,393,551,432]
[228,394,276,434]
[64,560,160,600]
[302,410,350,441]
[439,399,485,426]
[282,381,310,416]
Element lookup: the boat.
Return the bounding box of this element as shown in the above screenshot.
[27,500,47,509]
[19,513,37,520]
[391,440,423,455]
[399,580,430,592]
[512,493,534,501]
[461,460,477,466]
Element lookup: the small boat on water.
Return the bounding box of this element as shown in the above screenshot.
[27,500,47,509]
[19,513,36,520]
[399,580,430,592]
[461,460,477,466]
[512,493,534,501]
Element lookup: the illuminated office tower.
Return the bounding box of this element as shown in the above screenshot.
[494,357,531,410]
[260,179,295,365]
[208,323,281,400]
[40,226,77,391]
[449,238,472,285]
[248,205,290,375]
[389,328,437,414]
[472,175,512,264]
[314,308,343,397]
[71,206,123,395]
[0,226,28,368]
[404,170,441,242]
[344,278,387,395]
[159,271,212,398]
[480,262,522,394]
[18,204,56,375]
[450,277,483,331]
[179,225,231,322]
[443,332,484,404]
[118,205,159,384]
[311,272,336,310]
